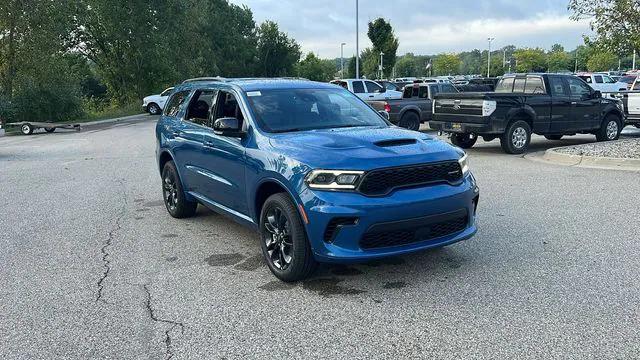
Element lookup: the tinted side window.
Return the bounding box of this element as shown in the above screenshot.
[594,75,603,84]
[418,86,430,98]
[352,81,365,93]
[163,91,190,117]
[365,81,383,93]
[495,77,515,93]
[524,77,545,94]
[402,86,413,98]
[513,78,526,93]
[567,77,592,97]
[603,76,615,83]
[549,77,567,96]
[441,84,457,93]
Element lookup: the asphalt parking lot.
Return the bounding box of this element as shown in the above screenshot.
[1,116,639,359]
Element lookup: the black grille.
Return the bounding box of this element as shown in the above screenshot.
[324,217,358,243]
[358,161,462,196]
[360,214,468,249]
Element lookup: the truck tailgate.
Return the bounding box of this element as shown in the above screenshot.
[433,98,486,123]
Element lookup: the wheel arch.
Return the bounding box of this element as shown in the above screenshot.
[505,107,535,128]
[253,178,301,224]
[158,150,174,175]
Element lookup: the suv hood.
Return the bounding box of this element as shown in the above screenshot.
[268,126,462,170]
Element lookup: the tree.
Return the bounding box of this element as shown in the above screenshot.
[394,53,422,77]
[547,44,572,72]
[367,18,399,78]
[255,21,301,77]
[296,53,335,81]
[433,53,461,75]
[569,0,640,54]
[346,56,357,78]
[587,51,618,71]
[513,48,547,72]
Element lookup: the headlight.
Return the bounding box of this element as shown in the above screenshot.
[458,153,470,176]
[305,170,365,190]
[482,100,497,116]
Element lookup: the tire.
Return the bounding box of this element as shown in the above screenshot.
[260,193,317,282]
[500,120,531,154]
[596,114,621,142]
[161,161,197,218]
[398,111,421,131]
[544,135,563,141]
[635,124,640,129]
[148,103,161,115]
[45,127,56,133]
[450,133,478,149]
[21,123,33,135]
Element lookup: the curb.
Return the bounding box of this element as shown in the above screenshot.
[542,147,640,172]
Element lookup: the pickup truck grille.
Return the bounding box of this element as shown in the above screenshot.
[358,161,463,196]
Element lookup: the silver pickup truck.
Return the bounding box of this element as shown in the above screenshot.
[368,82,458,130]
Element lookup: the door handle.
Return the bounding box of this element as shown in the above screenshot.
[571,102,577,105]
[203,141,216,149]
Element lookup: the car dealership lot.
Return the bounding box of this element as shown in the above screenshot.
[1,117,639,359]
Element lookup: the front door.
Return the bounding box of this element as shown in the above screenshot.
[566,76,600,131]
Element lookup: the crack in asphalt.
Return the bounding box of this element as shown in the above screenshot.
[143,284,185,360]
[96,179,127,303]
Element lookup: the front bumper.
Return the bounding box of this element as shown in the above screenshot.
[300,174,479,263]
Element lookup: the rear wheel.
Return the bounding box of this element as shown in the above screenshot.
[450,133,478,149]
[596,115,621,142]
[500,120,531,154]
[260,193,317,282]
[21,124,33,135]
[544,135,563,141]
[161,161,197,218]
[148,103,161,115]
[398,111,421,131]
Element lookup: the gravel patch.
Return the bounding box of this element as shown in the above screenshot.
[555,139,640,159]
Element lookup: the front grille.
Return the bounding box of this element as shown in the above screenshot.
[358,161,463,196]
[324,217,358,243]
[360,214,468,249]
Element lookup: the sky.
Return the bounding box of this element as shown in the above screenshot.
[229,0,593,58]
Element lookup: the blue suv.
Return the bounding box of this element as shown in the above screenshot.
[156,78,479,281]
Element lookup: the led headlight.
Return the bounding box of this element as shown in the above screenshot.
[305,170,364,190]
[458,153,470,176]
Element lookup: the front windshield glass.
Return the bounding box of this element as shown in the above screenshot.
[246,88,388,133]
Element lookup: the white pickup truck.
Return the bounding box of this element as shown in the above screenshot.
[609,92,640,128]
[330,79,403,101]
[577,73,627,93]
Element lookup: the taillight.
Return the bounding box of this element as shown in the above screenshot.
[384,102,391,112]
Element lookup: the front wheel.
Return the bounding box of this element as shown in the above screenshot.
[500,120,531,154]
[260,193,317,282]
[148,103,161,115]
[596,115,621,142]
[450,133,478,149]
[161,161,197,218]
[398,111,421,131]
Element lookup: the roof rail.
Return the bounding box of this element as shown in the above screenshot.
[182,76,227,84]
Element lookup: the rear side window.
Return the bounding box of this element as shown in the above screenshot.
[594,75,603,84]
[579,76,592,83]
[513,78,526,93]
[495,77,515,93]
[163,90,190,117]
[524,77,545,94]
[403,87,413,98]
[441,84,457,93]
[549,77,567,96]
[352,81,365,93]
[418,86,429,98]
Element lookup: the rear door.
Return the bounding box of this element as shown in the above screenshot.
[566,76,600,130]
[547,76,573,133]
[523,75,551,133]
[351,81,366,99]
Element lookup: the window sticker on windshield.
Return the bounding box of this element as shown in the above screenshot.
[247,91,262,97]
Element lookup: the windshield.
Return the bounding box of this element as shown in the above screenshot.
[246,88,388,133]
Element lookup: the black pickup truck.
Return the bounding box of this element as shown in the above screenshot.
[368,82,458,130]
[430,73,625,154]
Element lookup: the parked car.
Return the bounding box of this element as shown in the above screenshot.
[156,78,479,281]
[609,92,640,128]
[330,79,403,101]
[431,73,624,154]
[618,75,640,90]
[143,87,174,115]
[576,73,627,93]
[376,80,402,92]
[368,82,459,130]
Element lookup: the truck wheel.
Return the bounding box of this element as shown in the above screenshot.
[544,135,562,141]
[596,115,621,142]
[500,120,531,154]
[450,133,478,149]
[399,112,421,131]
[260,193,317,282]
[45,127,56,133]
[21,124,33,135]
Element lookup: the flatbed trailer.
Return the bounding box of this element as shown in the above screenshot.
[2,121,81,135]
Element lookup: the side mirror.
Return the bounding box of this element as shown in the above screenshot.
[379,87,387,93]
[378,110,390,121]
[593,90,602,99]
[213,117,244,137]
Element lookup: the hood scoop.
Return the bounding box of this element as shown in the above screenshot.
[374,138,418,147]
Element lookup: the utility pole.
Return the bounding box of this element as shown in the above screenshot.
[355,0,359,79]
[633,49,637,71]
[574,57,578,73]
[340,42,346,78]
[379,52,384,79]
[487,37,495,77]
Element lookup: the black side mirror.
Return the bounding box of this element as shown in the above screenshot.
[213,117,244,137]
[378,110,390,121]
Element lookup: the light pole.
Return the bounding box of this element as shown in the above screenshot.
[487,37,495,77]
[340,43,346,78]
[379,51,384,79]
[355,0,360,79]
